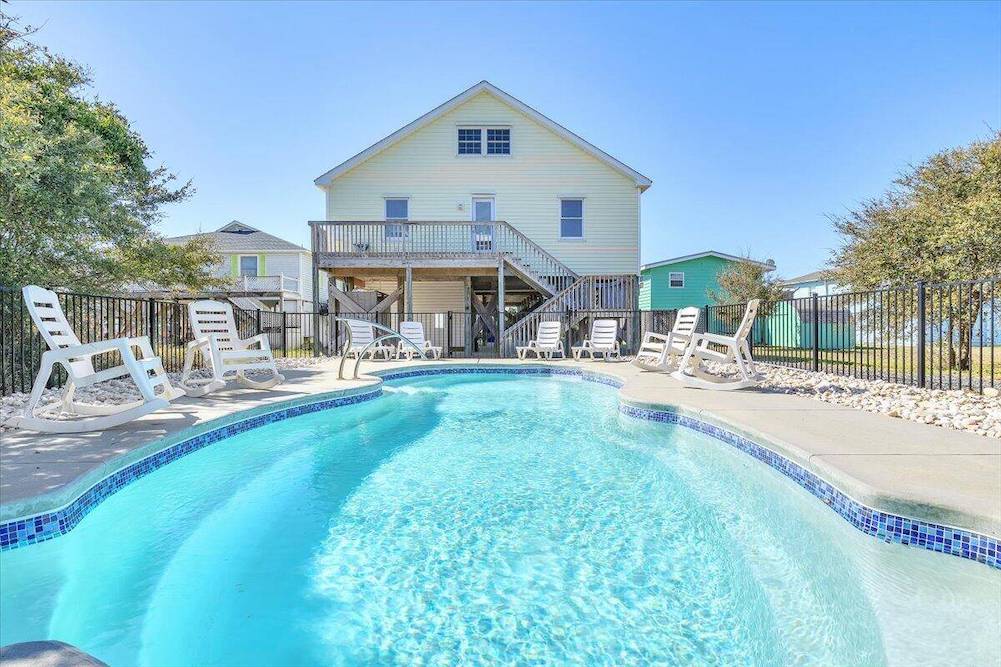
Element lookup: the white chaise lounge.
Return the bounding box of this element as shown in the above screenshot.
[180,300,285,397]
[572,319,621,361]
[671,299,761,390]
[396,321,442,360]
[6,285,184,432]
[516,320,566,360]
[633,307,700,372]
[342,320,394,360]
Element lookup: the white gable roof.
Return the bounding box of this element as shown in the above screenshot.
[314,80,652,191]
[642,251,775,271]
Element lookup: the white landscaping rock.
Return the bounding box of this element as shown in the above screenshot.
[721,362,1000,439]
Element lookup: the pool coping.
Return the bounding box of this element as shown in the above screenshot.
[1,364,998,570]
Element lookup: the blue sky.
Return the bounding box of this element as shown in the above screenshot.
[13,1,1001,278]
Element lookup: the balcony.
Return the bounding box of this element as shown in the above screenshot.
[222,274,300,295]
[310,220,578,295]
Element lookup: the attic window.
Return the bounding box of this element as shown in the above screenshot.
[487,129,510,154]
[458,128,482,155]
[458,127,510,155]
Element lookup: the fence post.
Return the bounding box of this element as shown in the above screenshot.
[282,311,288,357]
[917,280,926,388]
[147,298,157,355]
[256,309,262,338]
[703,304,710,334]
[447,311,453,357]
[812,293,820,372]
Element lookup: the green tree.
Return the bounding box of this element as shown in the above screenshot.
[708,257,786,307]
[830,133,1001,370]
[0,15,222,292]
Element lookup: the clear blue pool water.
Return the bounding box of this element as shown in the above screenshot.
[1,373,998,665]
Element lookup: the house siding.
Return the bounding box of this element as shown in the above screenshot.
[640,256,734,311]
[322,92,640,276]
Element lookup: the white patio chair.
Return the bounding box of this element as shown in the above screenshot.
[633,307,700,372]
[396,321,442,360]
[342,320,394,360]
[671,299,761,390]
[516,320,566,360]
[180,300,285,397]
[5,285,184,433]
[572,319,621,361]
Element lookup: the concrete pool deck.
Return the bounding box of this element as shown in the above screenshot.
[1,357,999,538]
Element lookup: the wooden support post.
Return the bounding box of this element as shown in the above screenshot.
[405,264,413,319]
[497,258,506,356]
[311,232,321,356]
[464,276,473,355]
[396,274,404,329]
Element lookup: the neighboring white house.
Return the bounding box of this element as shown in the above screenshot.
[310,80,651,354]
[163,221,327,312]
[781,270,846,299]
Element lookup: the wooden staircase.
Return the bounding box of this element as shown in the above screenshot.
[501,274,638,356]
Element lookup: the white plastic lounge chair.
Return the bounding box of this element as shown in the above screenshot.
[516,320,566,360]
[396,321,442,360]
[342,320,394,360]
[6,285,184,433]
[633,307,701,372]
[572,319,621,361]
[671,299,761,390]
[180,300,285,397]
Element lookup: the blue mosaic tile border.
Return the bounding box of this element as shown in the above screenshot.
[619,403,1000,570]
[3,364,996,571]
[0,388,381,552]
[375,364,625,388]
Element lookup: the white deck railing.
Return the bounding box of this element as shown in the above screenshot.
[219,275,300,293]
[310,220,578,294]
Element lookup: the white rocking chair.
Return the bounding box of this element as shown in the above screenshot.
[181,300,285,397]
[6,285,184,433]
[633,307,700,372]
[571,319,621,361]
[671,299,761,390]
[516,320,566,360]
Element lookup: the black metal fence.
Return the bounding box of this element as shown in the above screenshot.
[1,278,997,396]
[705,278,998,392]
[0,289,321,395]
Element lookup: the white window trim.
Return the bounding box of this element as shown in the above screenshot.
[456,124,512,157]
[559,197,585,241]
[668,272,685,288]
[384,196,410,240]
[238,254,259,277]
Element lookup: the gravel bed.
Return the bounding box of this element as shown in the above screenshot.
[752,364,1001,439]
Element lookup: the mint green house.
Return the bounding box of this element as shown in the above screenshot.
[639,251,774,311]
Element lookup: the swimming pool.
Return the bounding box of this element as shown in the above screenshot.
[1,372,998,665]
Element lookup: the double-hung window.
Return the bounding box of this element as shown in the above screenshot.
[239,255,258,277]
[560,199,584,239]
[669,272,685,288]
[385,198,409,239]
[457,128,482,155]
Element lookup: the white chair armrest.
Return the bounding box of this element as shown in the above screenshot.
[698,332,737,346]
[243,333,272,350]
[50,337,133,359]
[641,332,670,344]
